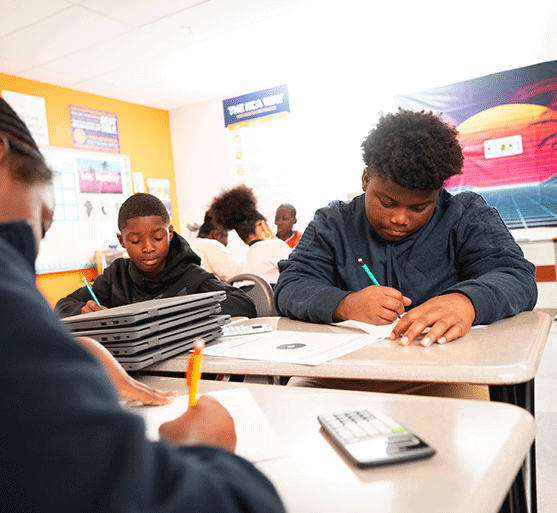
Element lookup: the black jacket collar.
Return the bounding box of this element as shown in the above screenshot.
[0,221,36,272]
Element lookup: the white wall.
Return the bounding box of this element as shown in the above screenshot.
[515,229,557,310]
[169,0,557,306]
[169,100,227,229]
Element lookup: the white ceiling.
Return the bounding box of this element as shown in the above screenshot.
[0,0,319,110]
[2,1,557,112]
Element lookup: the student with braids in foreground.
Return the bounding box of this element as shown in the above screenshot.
[0,97,284,513]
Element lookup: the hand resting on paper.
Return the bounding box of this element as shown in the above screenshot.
[159,395,237,451]
[117,376,178,406]
[75,336,178,405]
[389,293,476,347]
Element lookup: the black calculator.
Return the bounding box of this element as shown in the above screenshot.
[318,408,435,467]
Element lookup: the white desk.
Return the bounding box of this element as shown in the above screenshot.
[137,376,535,513]
[142,311,550,386]
[140,310,551,513]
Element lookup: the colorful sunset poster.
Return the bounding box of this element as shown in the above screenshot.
[395,60,557,229]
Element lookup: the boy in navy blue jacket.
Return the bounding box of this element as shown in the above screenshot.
[0,98,284,513]
[275,109,537,349]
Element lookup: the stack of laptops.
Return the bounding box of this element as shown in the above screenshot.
[62,291,230,371]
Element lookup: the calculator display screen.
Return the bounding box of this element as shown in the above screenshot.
[347,436,433,466]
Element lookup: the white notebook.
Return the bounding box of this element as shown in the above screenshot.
[127,388,287,464]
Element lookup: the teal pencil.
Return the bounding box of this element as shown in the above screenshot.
[82,277,102,308]
[357,258,381,286]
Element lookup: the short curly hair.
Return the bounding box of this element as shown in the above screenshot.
[208,184,265,242]
[362,109,463,190]
[118,193,169,231]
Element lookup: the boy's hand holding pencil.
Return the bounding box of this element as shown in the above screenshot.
[333,259,411,326]
[81,277,107,314]
[159,339,237,450]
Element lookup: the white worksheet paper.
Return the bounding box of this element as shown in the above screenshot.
[203,330,384,366]
[128,388,286,463]
[334,320,486,337]
[333,320,396,336]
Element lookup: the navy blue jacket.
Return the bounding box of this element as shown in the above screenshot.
[55,232,256,319]
[0,221,284,513]
[275,191,537,324]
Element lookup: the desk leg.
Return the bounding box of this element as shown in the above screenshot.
[490,380,536,513]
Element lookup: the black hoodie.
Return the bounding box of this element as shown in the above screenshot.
[55,232,256,318]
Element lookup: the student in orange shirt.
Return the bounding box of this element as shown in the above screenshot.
[274,203,302,248]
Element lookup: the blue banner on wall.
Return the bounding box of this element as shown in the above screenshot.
[223,84,290,128]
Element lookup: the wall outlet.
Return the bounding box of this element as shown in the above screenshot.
[484,135,523,159]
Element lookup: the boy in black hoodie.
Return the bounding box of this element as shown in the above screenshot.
[55,193,256,318]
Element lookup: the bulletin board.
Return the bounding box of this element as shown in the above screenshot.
[35,146,133,274]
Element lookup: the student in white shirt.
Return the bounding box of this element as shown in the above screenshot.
[190,212,242,282]
[239,216,291,285]
[209,185,291,286]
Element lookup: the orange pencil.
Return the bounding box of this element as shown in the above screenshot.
[186,339,205,407]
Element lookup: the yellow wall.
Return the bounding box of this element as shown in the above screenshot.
[1,73,179,305]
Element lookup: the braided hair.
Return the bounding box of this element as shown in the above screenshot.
[0,98,52,184]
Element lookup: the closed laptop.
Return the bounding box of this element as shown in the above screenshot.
[69,303,222,342]
[103,314,230,355]
[115,330,220,371]
[62,291,226,331]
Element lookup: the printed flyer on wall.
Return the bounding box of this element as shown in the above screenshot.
[222,85,297,215]
[147,177,173,219]
[70,105,120,153]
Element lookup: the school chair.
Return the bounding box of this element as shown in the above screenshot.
[226,273,277,317]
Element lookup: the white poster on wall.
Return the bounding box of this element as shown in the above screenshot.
[2,90,50,146]
[223,85,297,218]
[132,172,145,193]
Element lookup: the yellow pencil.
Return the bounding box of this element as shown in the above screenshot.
[186,339,205,407]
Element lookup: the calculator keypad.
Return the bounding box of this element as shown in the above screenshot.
[319,409,410,445]
[318,408,435,467]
